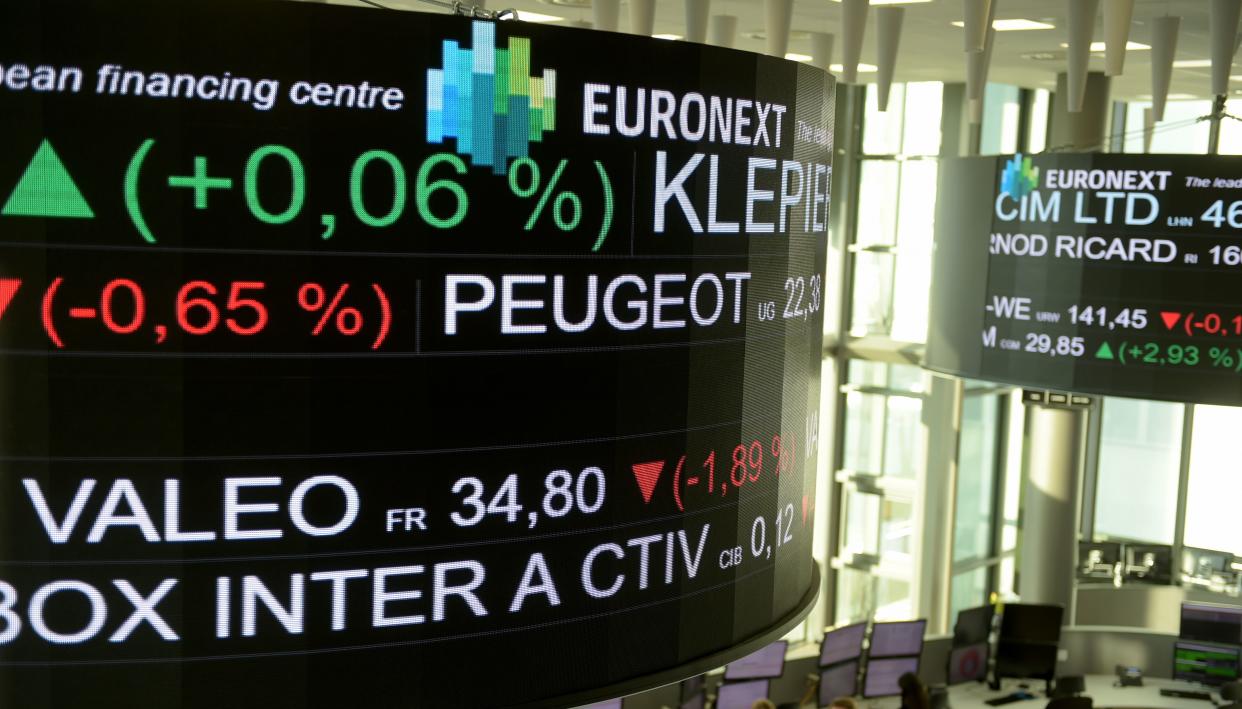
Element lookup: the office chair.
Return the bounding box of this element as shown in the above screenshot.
[1050,676,1085,699]
[1220,681,1241,709]
[1045,697,1092,709]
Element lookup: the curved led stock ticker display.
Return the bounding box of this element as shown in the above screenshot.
[0,1,834,707]
[928,152,1242,405]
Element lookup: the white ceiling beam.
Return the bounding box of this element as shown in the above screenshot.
[1066,0,1100,112]
[875,6,905,111]
[766,0,794,58]
[841,0,870,84]
[593,0,619,32]
[1103,0,1135,77]
[811,32,836,75]
[710,14,738,49]
[962,0,991,53]
[630,0,655,36]
[1211,0,1242,95]
[685,0,710,44]
[1150,15,1181,122]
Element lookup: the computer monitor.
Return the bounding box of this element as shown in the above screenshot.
[818,661,860,706]
[1078,541,1122,580]
[948,642,989,685]
[863,657,920,698]
[679,692,704,709]
[1180,602,1242,645]
[1184,548,1236,581]
[953,605,994,646]
[1124,543,1174,584]
[999,604,1063,645]
[1173,641,1241,687]
[869,620,927,659]
[724,641,788,680]
[821,623,868,667]
[716,680,771,709]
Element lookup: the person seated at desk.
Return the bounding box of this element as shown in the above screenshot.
[751,700,776,709]
[899,672,930,709]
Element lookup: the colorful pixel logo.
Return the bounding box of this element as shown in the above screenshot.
[427,21,557,175]
[1000,153,1039,199]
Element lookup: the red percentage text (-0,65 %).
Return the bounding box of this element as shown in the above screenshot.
[40,277,392,350]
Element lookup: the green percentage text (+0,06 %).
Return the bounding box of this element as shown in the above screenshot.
[1101,341,1242,373]
[124,139,614,250]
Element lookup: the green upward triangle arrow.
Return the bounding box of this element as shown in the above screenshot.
[2,140,94,219]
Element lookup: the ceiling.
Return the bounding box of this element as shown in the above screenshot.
[330,0,1235,102]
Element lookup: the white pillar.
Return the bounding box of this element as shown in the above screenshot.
[1103,0,1135,76]
[685,0,710,43]
[629,0,655,37]
[875,7,904,112]
[962,0,992,53]
[1150,15,1181,122]
[593,0,620,32]
[765,0,795,58]
[1211,0,1242,96]
[710,14,738,48]
[841,0,870,84]
[1066,0,1101,112]
[811,32,836,75]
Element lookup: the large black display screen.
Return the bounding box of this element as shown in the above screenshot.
[0,1,832,707]
[927,153,1242,405]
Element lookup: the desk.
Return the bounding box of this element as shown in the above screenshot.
[852,676,1224,709]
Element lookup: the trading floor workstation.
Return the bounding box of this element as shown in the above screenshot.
[583,594,1242,709]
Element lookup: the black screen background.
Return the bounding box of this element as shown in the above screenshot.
[0,2,833,707]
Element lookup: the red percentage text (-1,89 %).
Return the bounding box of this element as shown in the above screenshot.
[632,434,798,513]
[40,277,392,350]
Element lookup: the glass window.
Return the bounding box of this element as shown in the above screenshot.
[980,84,1021,155]
[850,158,938,341]
[855,160,900,248]
[864,83,907,155]
[880,499,915,557]
[950,567,990,622]
[881,396,923,479]
[889,160,937,343]
[1028,89,1050,154]
[848,360,925,394]
[1221,103,1242,154]
[875,577,914,621]
[863,82,943,156]
[902,83,944,156]
[1124,100,1212,154]
[842,487,881,557]
[835,567,874,624]
[1185,405,1242,555]
[955,395,999,562]
[1094,398,1183,544]
[843,391,886,473]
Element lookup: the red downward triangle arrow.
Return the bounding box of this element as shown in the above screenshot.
[631,461,665,504]
[1161,311,1182,330]
[0,279,20,321]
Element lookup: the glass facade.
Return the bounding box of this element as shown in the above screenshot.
[815,79,1242,646]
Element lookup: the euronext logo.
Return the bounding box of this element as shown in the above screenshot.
[427,21,557,175]
[1000,153,1039,199]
